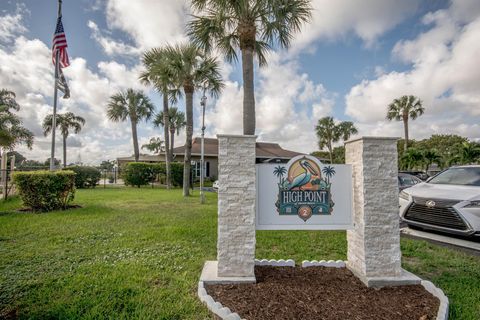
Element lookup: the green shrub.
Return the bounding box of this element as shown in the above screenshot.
[64,166,101,188]
[13,170,76,211]
[121,162,183,187]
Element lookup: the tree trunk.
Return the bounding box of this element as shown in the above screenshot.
[163,94,171,189]
[241,46,255,135]
[183,83,194,197]
[131,119,139,162]
[328,142,333,164]
[170,128,175,162]
[63,134,67,168]
[403,113,409,152]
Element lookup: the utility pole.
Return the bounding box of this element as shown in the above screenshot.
[200,83,207,204]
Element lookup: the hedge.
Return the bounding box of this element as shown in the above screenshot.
[63,166,101,188]
[13,170,76,211]
[122,162,183,187]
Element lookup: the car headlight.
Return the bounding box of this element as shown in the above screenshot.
[399,190,410,201]
[464,200,480,208]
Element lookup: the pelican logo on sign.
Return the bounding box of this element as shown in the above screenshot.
[274,155,335,222]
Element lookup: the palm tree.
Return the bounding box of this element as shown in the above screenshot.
[423,149,441,172]
[321,166,336,184]
[387,95,425,152]
[315,117,358,164]
[457,142,480,165]
[273,165,287,183]
[154,107,186,161]
[141,137,164,155]
[401,148,424,170]
[140,48,181,189]
[188,0,312,135]
[107,89,155,162]
[163,43,224,196]
[43,112,85,168]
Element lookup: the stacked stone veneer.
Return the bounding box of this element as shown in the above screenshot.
[217,135,257,278]
[345,137,402,279]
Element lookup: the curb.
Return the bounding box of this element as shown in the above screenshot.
[198,259,448,320]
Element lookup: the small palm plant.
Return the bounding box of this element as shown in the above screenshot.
[141,137,165,155]
[43,112,85,168]
[107,89,155,162]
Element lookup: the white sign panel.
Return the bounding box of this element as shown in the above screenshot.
[256,155,353,230]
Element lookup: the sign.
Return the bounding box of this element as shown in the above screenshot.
[256,155,353,230]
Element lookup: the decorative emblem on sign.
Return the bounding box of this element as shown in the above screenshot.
[274,155,335,222]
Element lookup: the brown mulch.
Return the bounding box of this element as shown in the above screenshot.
[206,266,440,320]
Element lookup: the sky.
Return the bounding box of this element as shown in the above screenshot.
[0,0,479,165]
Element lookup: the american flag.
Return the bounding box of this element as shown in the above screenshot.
[52,16,70,68]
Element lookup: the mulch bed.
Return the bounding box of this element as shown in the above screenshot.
[206,266,440,320]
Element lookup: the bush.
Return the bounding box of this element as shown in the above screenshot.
[64,166,101,188]
[121,162,183,187]
[13,170,76,211]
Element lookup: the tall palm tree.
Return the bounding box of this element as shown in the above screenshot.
[141,137,165,155]
[154,107,186,160]
[387,95,425,152]
[107,89,155,162]
[188,0,312,135]
[315,117,358,164]
[140,48,181,189]
[43,112,85,168]
[163,43,224,196]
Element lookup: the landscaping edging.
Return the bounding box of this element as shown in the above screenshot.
[198,259,449,320]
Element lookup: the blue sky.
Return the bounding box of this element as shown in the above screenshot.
[0,0,479,164]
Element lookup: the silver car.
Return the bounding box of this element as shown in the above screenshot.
[399,165,480,237]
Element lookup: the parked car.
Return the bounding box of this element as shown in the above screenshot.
[399,165,480,237]
[212,180,219,192]
[399,170,429,181]
[398,173,422,191]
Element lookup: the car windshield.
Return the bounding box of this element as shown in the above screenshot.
[428,167,480,186]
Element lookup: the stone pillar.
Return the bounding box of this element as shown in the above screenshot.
[345,137,418,287]
[216,134,256,279]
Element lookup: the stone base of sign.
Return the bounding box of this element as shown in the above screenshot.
[198,259,448,320]
[347,263,421,288]
[200,261,256,285]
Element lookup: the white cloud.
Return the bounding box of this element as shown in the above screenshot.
[292,0,420,51]
[105,0,187,50]
[87,20,140,57]
[0,5,27,43]
[345,0,480,140]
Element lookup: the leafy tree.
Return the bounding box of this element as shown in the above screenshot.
[99,160,115,171]
[386,95,424,151]
[43,112,85,168]
[44,158,61,166]
[161,43,224,196]
[423,149,441,172]
[107,89,155,162]
[315,117,357,164]
[455,142,480,165]
[400,148,424,170]
[417,134,468,168]
[141,48,181,189]
[141,137,165,155]
[154,107,186,160]
[7,151,26,166]
[188,0,312,135]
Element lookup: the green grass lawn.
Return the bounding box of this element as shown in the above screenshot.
[1,188,479,319]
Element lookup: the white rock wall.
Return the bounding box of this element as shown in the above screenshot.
[345,137,402,278]
[217,135,257,278]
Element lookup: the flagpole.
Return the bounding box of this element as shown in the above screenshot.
[50,0,62,171]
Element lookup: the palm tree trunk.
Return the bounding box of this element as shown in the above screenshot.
[241,46,255,135]
[403,114,409,152]
[63,134,67,168]
[131,120,139,162]
[183,84,194,197]
[170,128,175,162]
[163,94,171,189]
[328,141,333,164]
